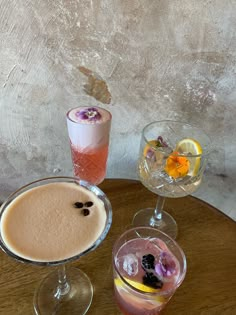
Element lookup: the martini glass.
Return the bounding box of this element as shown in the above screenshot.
[0,176,112,315]
[133,120,212,239]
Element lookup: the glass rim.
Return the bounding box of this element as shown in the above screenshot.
[112,226,187,297]
[0,176,112,267]
[66,106,112,125]
[142,120,213,158]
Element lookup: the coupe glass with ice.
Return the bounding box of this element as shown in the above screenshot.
[133,120,212,239]
[66,106,112,185]
[0,176,112,315]
[113,227,187,315]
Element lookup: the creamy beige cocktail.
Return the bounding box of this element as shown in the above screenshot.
[1,182,107,262]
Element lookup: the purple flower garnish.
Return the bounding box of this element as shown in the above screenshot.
[75,107,101,121]
[156,136,168,148]
[146,148,155,159]
[155,251,176,278]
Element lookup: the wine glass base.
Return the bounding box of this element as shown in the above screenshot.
[132,208,178,239]
[34,267,93,315]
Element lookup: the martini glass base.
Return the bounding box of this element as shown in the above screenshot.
[132,208,178,239]
[34,267,93,315]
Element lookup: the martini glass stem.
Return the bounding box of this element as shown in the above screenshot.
[151,196,166,225]
[55,265,70,298]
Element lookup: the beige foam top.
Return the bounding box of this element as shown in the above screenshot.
[1,182,107,262]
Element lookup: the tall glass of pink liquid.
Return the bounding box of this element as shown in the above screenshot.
[66,106,112,185]
[113,227,187,315]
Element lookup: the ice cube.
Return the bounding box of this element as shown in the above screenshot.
[159,171,174,184]
[121,254,139,276]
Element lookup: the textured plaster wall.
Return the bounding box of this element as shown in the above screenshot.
[0,0,235,219]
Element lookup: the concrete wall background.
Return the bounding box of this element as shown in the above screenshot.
[0,0,235,219]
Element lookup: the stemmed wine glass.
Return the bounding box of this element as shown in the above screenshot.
[0,176,112,315]
[133,120,212,239]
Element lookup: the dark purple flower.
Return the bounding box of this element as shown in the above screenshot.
[156,136,168,148]
[155,251,176,278]
[75,107,101,121]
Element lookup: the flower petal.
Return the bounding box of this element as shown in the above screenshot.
[75,107,101,121]
[155,251,177,278]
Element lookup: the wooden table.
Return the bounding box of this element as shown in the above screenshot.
[0,179,235,314]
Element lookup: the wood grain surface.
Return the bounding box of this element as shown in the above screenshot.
[0,179,235,315]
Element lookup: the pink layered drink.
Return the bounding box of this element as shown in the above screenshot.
[1,182,107,262]
[113,228,186,315]
[66,106,112,185]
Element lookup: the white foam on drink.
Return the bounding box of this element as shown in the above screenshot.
[66,106,112,149]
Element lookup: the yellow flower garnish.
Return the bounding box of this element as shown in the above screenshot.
[143,140,158,158]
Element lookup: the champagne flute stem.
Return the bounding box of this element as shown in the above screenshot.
[153,196,166,223]
[55,265,70,298]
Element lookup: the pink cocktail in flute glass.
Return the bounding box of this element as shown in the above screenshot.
[67,106,112,185]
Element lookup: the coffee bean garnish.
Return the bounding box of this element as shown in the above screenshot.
[82,209,90,216]
[84,201,93,207]
[74,201,93,216]
[74,202,83,208]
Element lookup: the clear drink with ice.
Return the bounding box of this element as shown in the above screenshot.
[133,121,212,239]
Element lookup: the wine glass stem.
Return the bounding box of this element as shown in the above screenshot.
[153,196,166,223]
[55,265,70,298]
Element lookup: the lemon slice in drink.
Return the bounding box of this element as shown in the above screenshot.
[114,278,166,303]
[115,277,159,293]
[175,138,203,176]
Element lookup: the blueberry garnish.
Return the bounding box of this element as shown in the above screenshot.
[82,209,90,216]
[143,272,163,289]
[74,202,83,208]
[84,201,93,207]
[142,254,155,270]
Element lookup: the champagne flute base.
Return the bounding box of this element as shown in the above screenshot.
[34,267,93,315]
[132,208,178,239]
